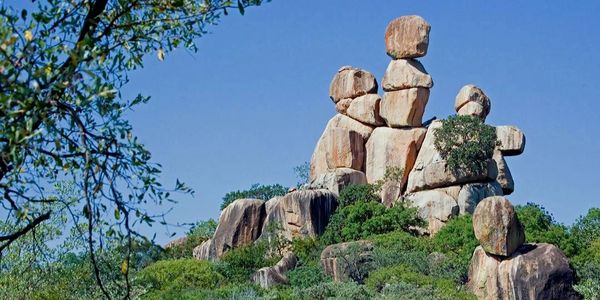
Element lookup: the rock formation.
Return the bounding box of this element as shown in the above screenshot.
[320,240,374,283]
[467,196,581,299]
[307,15,526,234]
[194,190,338,260]
[252,252,298,288]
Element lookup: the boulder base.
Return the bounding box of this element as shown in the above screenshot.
[467,244,581,300]
[473,196,524,257]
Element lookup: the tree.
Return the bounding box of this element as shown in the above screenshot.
[220,183,287,210]
[433,115,497,173]
[0,0,269,297]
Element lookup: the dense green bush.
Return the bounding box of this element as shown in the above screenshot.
[288,262,331,288]
[434,115,497,173]
[136,259,224,299]
[215,241,281,283]
[296,281,371,300]
[220,183,288,210]
[515,203,571,252]
[365,264,475,299]
[321,185,423,245]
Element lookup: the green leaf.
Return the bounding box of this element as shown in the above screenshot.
[114,208,121,220]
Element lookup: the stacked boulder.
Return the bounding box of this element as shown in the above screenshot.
[307,15,527,234]
[467,196,580,300]
[193,190,337,261]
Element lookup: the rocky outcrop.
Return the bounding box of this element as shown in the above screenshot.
[365,127,427,206]
[321,240,374,282]
[406,121,499,193]
[310,114,373,180]
[261,190,338,241]
[163,236,187,249]
[252,252,298,288]
[382,59,433,91]
[403,190,459,235]
[385,15,430,59]
[193,238,216,261]
[473,196,525,257]
[468,244,581,300]
[210,198,266,258]
[329,66,378,103]
[304,168,367,196]
[496,125,526,156]
[455,84,491,121]
[343,94,385,126]
[324,128,365,170]
[380,87,430,127]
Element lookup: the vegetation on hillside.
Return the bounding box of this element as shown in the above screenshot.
[2,181,597,299]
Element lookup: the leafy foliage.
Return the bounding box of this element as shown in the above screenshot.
[163,219,217,259]
[515,203,571,253]
[0,0,269,297]
[136,259,224,299]
[214,240,281,284]
[220,183,288,210]
[293,161,310,187]
[434,115,497,173]
[321,184,423,245]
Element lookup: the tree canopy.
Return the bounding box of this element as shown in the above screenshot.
[0,0,268,298]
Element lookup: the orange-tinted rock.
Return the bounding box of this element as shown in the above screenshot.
[329,66,378,103]
[473,196,524,257]
[380,88,430,127]
[385,15,431,59]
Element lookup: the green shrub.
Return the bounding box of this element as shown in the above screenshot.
[221,183,288,210]
[296,281,372,300]
[287,262,331,288]
[291,237,321,262]
[163,219,217,259]
[366,264,474,300]
[338,184,380,208]
[369,230,431,252]
[215,242,281,283]
[515,203,571,251]
[321,199,423,245]
[375,282,452,300]
[433,115,497,173]
[136,259,224,299]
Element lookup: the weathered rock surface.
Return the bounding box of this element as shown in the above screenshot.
[321,240,374,282]
[382,59,433,91]
[496,126,526,156]
[385,15,431,59]
[261,190,338,241]
[454,84,491,120]
[345,94,385,126]
[406,121,498,193]
[310,114,374,179]
[193,238,216,261]
[380,87,430,127]
[456,182,504,214]
[473,196,525,257]
[403,190,459,235]
[163,236,188,249]
[252,252,298,288]
[493,150,514,195]
[335,98,353,114]
[329,66,378,103]
[365,127,427,205]
[305,168,367,196]
[325,128,365,170]
[212,199,266,258]
[468,244,581,300]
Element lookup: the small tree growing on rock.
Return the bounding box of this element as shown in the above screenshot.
[433,115,497,174]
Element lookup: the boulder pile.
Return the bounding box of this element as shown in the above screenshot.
[193,190,337,261]
[307,15,526,234]
[467,196,580,300]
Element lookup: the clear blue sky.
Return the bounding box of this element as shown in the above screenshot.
[8,1,600,242]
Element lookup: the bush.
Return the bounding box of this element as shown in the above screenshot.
[434,115,497,173]
[221,183,288,210]
[515,203,571,252]
[296,281,372,300]
[366,264,475,299]
[136,259,224,299]
[215,241,281,283]
[321,195,423,245]
[287,262,331,288]
[338,184,380,208]
[163,219,217,259]
[375,282,452,300]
